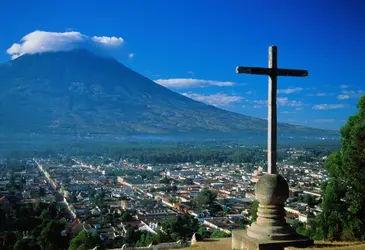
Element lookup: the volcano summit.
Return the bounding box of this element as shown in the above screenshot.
[0,50,337,140]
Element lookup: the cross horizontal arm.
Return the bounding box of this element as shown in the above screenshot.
[276,68,308,77]
[236,66,271,75]
[236,66,308,77]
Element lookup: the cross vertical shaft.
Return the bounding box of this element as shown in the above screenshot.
[268,46,277,175]
[236,46,308,176]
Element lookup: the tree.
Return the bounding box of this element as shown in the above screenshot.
[153,230,173,243]
[68,230,99,250]
[210,229,231,238]
[124,225,142,245]
[171,185,178,193]
[135,233,147,247]
[182,178,193,185]
[135,231,169,247]
[121,211,133,222]
[250,200,259,223]
[194,189,217,209]
[168,196,179,204]
[159,177,172,184]
[88,187,97,199]
[11,217,42,231]
[37,220,68,250]
[39,187,45,197]
[319,94,365,241]
[14,239,31,250]
[161,215,199,241]
[3,232,18,250]
[0,209,7,231]
[302,194,317,207]
[239,217,250,229]
[208,203,223,216]
[10,173,16,187]
[197,226,211,239]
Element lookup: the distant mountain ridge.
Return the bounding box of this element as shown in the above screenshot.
[0,50,337,140]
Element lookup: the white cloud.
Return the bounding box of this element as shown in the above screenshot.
[313,104,344,110]
[337,95,350,100]
[340,90,364,99]
[6,30,125,59]
[92,36,124,46]
[181,93,243,107]
[281,111,296,114]
[253,100,267,105]
[249,98,303,107]
[245,91,253,95]
[340,85,349,89]
[277,97,303,107]
[128,53,135,59]
[187,71,194,76]
[155,78,237,89]
[314,119,335,123]
[277,87,303,94]
[308,92,327,97]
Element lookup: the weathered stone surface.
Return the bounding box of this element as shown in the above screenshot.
[255,174,289,205]
[247,174,298,241]
[232,229,313,250]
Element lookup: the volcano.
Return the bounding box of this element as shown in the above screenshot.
[0,50,337,140]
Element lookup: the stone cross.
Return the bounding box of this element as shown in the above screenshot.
[236,46,308,174]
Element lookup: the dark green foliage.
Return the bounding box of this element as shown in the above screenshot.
[319,94,365,241]
[182,178,193,185]
[39,187,45,197]
[194,189,218,210]
[153,230,173,243]
[37,220,68,250]
[3,211,67,250]
[290,219,319,240]
[138,231,161,246]
[120,211,133,222]
[239,217,250,229]
[11,217,42,231]
[169,197,179,204]
[303,195,317,207]
[250,200,259,223]
[193,189,223,216]
[159,177,173,184]
[123,225,142,245]
[0,209,6,231]
[14,239,32,250]
[208,203,223,216]
[197,226,211,239]
[210,229,231,238]
[135,230,171,247]
[161,214,199,241]
[68,230,99,250]
[2,232,18,250]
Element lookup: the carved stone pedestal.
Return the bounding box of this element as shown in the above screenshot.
[232,229,312,250]
[232,174,313,250]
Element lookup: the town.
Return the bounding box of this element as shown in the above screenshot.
[0,146,328,249]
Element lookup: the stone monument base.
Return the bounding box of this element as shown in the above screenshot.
[232,229,313,250]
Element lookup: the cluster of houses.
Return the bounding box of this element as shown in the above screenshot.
[0,149,326,246]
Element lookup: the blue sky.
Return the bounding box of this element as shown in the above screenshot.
[1,0,364,130]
